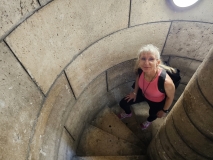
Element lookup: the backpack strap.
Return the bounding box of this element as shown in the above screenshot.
[158,69,166,93]
[138,68,143,77]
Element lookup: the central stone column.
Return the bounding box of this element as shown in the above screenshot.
[148,47,213,160]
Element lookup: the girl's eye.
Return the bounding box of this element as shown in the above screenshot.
[149,58,155,61]
[141,57,155,62]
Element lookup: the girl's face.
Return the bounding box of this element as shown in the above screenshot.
[139,52,160,73]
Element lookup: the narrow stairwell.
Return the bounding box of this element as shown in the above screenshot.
[73,102,165,160]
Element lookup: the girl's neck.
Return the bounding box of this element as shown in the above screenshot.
[144,69,158,81]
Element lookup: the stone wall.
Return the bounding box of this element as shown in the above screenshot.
[1,0,213,159]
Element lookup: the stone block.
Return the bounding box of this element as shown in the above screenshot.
[0,42,43,160]
[165,110,204,160]
[0,0,39,40]
[130,0,213,26]
[169,56,201,84]
[197,46,213,105]
[107,60,136,90]
[5,0,130,94]
[184,75,213,140]
[58,128,76,160]
[28,73,75,160]
[65,72,107,145]
[163,22,213,61]
[172,97,213,159]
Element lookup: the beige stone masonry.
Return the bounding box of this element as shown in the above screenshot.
[73,155,148,160]
[169,56,201,84]
[77,124,145,156]
[0,0,39,40]
[130,0,213,26]
[91,107,145,148]
[65,72,108,145]
[197,48,213,105]
[163,22,213,61]
[28,73,75,160]
[66,23,170,98]
[58,128,76,160]
[5,0,130,94]
[0,42,43,160]
[107,60,136,90]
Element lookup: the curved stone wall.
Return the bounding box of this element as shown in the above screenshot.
[1,0,213,159]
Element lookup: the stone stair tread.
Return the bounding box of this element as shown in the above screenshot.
[73,155,148,160]
[91,106,146,149]
[111,103,152,146]
[131,102,166,145]
[76,124,146,156]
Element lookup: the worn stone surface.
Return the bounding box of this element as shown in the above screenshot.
[58,128,76,160]
[77,124,146,156]
[174,83,185,101]
[28,73,75,160]
[197,46,213,105]
[0,42,43,160]
[107,60,136,90]
[172,99,213,159]
[65,73,108,146]
[165,109,204,160]
[0,0,39,40]
[130,0,213,26]
[91,107,145,148]
[163,22,213,61]
[73,155,148,160]
[169,56,201,84]
[184,79,213,141]
[5,0,129,94]
[159,123,184,160]
[66,23,170,98]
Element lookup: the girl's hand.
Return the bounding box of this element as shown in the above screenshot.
[125,92,137,102]
[157,110,166,118]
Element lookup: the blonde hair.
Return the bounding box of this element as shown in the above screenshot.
[134,44,175,74]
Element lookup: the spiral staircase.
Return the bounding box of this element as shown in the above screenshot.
[72,102,165,160]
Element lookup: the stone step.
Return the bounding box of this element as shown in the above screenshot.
[73,155,148,160]
[76,124,146,156]
[91,106,146,149]
[131,102,166,145]
[110,103,152,146]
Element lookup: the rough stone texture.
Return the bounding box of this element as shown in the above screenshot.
[0,42,43,160]
[58,128,76,160]
[0,0,39,41]
[159,123,184,160]
[169,56,201,84]
[174,83,185,101]
[196,46,213,105]
[130,0,213,26]
[66,23,170,98]
[77,124,146,156]
[73,155,148,160]
[5,0,130,94]
[163,22,213,61]
[28,73,75,160]
[184,78,213,141]
[91,107,145,148]
[107,60,136,90]
[39,0,52,6]
[65,73,108,147]
[172,99,213,158]
[165,111,204,160]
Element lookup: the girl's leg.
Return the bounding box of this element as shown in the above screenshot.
[119,93,145,114]
[146,98,166,122]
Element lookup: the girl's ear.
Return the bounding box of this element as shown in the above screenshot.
[157,59,161,65]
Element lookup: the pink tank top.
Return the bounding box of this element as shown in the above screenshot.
[138,69,165,102]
